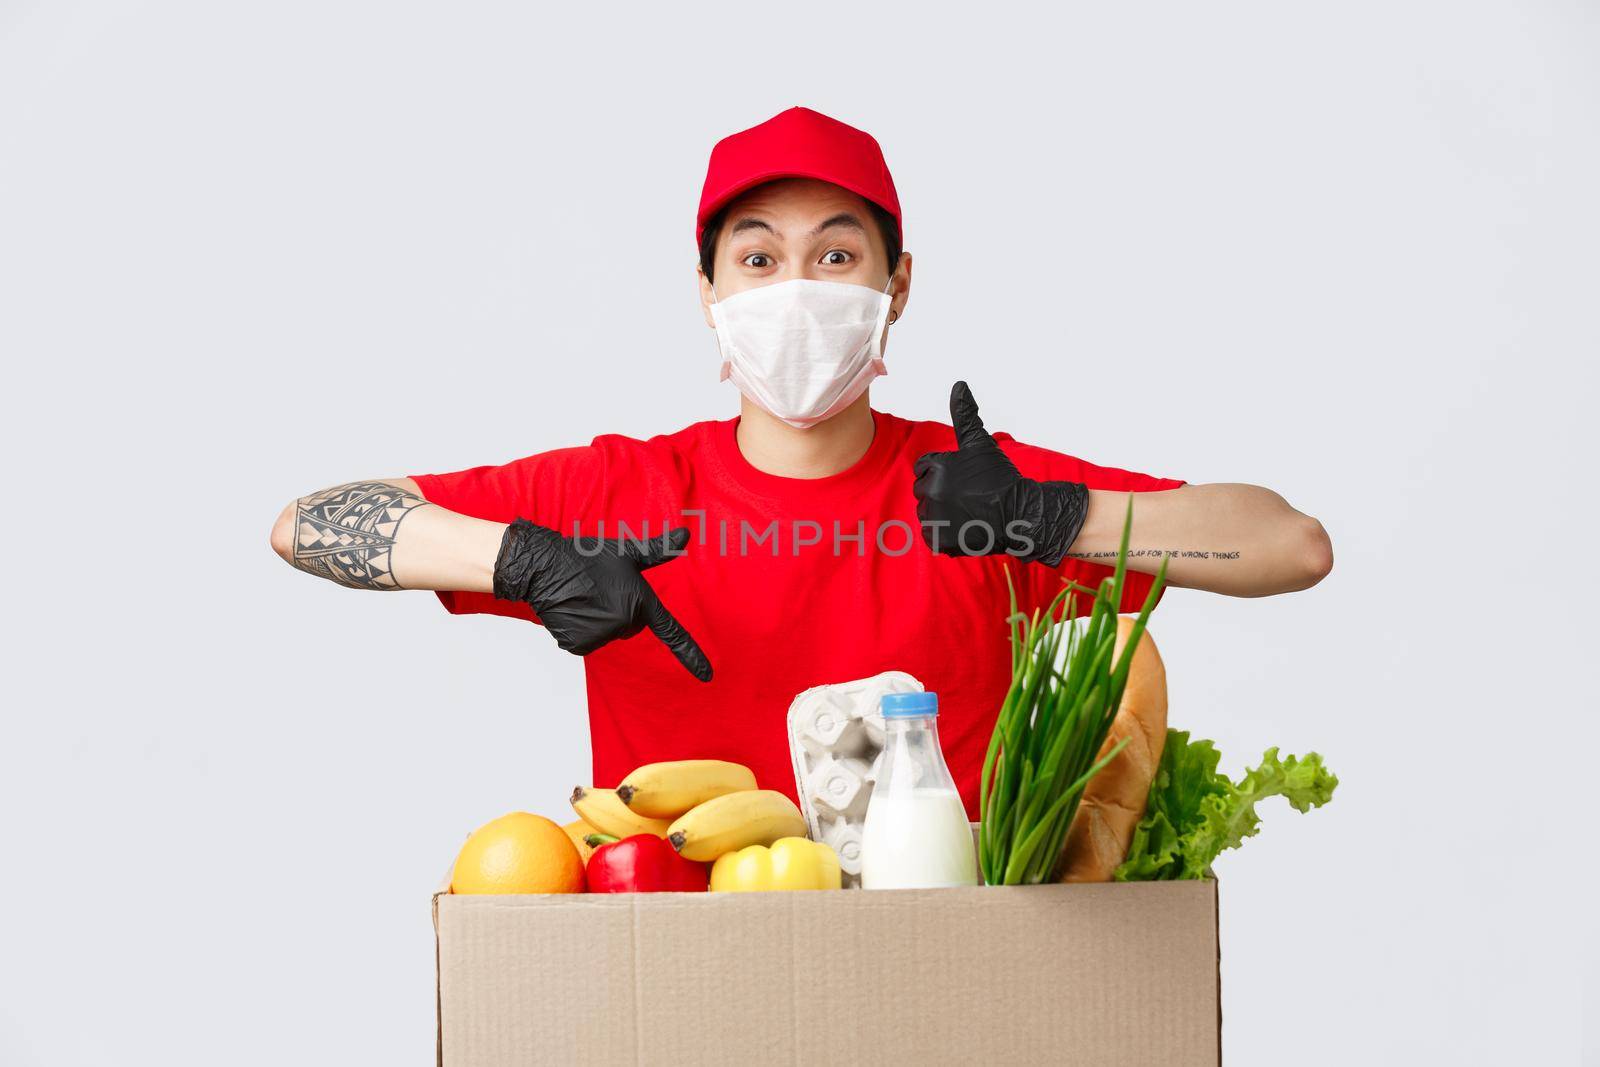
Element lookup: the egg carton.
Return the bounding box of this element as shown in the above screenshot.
[786,670,924,888]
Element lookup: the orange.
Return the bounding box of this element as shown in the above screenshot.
[562,819,598,864]
[451,812,585,894]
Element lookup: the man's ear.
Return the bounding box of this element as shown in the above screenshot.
[697,266,716,329]
[887,252,913,325]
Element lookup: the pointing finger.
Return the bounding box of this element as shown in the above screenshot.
[642,589,713,682]
[949,381,992,451]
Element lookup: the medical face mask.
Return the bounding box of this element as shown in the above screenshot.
[710,278,894,429]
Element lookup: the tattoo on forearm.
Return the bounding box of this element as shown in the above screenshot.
[291,481,431,589]
[1064,548,1243,562]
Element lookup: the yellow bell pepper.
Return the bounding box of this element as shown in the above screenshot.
[710,837,842,892]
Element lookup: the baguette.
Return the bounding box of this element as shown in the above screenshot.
[1056,616,1168,882]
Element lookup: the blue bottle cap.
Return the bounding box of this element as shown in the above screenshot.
[880,691,938,718]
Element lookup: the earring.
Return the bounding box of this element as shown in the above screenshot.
[888,311,899,324]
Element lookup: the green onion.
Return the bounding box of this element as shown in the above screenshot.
[978,496,1168,885]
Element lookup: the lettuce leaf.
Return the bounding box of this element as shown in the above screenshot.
[1114,730,1338,881]
[1113,730,1229,881]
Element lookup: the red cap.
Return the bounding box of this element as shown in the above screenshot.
[696,106,902,246]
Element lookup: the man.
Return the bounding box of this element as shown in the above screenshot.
[270,107,1332,814]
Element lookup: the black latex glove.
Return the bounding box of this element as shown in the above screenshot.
[912,381,1090,566]
[492,520,712,682]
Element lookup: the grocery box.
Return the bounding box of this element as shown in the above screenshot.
[432,877,1221,1066]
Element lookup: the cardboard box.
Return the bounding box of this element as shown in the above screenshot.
[433,879,1220,1065]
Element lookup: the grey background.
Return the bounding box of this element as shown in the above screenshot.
[2,1,1596,1063]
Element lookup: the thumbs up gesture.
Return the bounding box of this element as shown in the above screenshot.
[911,381,1090,566]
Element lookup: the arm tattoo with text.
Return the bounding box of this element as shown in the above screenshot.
[1063,548,1242,562]
[290,481,431,589]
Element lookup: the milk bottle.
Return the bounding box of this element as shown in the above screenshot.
[860,692,980,889]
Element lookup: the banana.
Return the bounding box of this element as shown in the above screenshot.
[667,790,808,862]
[569,786,672,839]
[616,760,759,819]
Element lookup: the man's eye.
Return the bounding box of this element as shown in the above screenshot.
[822,250,852,265]
[743,254,772,268]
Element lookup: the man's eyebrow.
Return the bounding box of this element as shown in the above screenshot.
[809,212,867,238]
[728,217,778,238]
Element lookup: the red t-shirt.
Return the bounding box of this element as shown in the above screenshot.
[412,410,1183,817]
